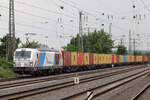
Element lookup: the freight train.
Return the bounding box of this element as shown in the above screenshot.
[13,48,148,75]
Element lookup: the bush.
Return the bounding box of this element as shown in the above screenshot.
[0,58,16,78]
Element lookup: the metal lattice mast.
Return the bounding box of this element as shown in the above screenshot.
[79,11,83,51]
[8,0,16,59]
[129,29,132,54]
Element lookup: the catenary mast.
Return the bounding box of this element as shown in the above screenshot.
[7,0,16,60]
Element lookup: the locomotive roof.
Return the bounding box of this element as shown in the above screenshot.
[15,48,60,52]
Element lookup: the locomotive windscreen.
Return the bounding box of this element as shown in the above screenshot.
[15,51,31,59]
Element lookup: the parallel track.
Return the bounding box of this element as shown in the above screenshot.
[132,82,150,100]
[0,65,143,89]
[63,69,149,100]
[0,65,148,100]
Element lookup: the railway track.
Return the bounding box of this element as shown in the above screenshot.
[0,65,143,89]
[0,65,144,83]
[0,75,32,82]
[0,65,148,100]
[62,68,149,100]
[132,81,150,100]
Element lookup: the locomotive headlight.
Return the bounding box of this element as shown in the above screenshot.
[30,62,33,66]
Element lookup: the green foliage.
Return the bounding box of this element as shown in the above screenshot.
[0,34,20,60]
[116,45,127,55]
[0,58,16,77]
[0,58,13,68]
[64,29,114,53]
[21,40,48,48]
[146,52,150,64]
[63,44,82,52]
[133,51,142,55]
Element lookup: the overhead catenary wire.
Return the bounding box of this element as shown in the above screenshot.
[0,4,80,29]
[15,0,78,19]
[0,4,56,22]
[139,0,150,15]
[50,0,78,17]
[0,19,57,32]
[58,0,129,33]
[1,1,129,34]
[1,1,143,41]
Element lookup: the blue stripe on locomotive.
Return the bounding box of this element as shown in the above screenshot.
[38,51,46,67]
[124,56,127,62]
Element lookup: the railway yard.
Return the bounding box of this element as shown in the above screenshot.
[1,0,150,100]
[0,65,149,100]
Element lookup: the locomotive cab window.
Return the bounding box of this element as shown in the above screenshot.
[15,51,31,59]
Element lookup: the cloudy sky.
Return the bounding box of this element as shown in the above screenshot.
[0,0,150,51]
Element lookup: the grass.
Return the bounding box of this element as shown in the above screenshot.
[0,58,16,78]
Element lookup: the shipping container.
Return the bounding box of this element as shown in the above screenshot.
[105,54,108,64]
[117,55,120,63]
[107,54,112,64]
[142,56,145,62]
[142,56,147,62]
[83,53,90,65]
[120,55,124,63]
[89,53,94,65]
[132,56,134,62]
[93,54,98,65]
[129,55,132,62]
[138,56,141,62]
[134,56,136,63]
[136,56,139,62]
[101,54,105,64]
[114,54,117,64]
[98,54,102,64]
[145,56,148,62]
[131,55,134,62]
[112,54,115,64]
[127,55,131,63]
[97,54,100,65]
[71,52,77,66]
[124,56,127,63]
[112,54,117,64]
[63,51,71,66]
[139,56,143,62]
[103,54,106,64]
[105,54,111,64]
[77,52,83,66]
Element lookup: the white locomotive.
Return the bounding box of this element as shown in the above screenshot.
[13,48,63,74]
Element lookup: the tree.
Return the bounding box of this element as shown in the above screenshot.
[64,29,114,53]
[21,41,49,49]
[133,50,142,55]
[116,45,127,55]
[146,52,150,64]
[85,30,114,53]
[63,44,82,52]
[0,34,20,60]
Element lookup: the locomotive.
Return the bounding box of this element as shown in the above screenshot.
[13,48,148,75]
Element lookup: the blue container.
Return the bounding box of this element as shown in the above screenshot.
[124,56,127,63]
